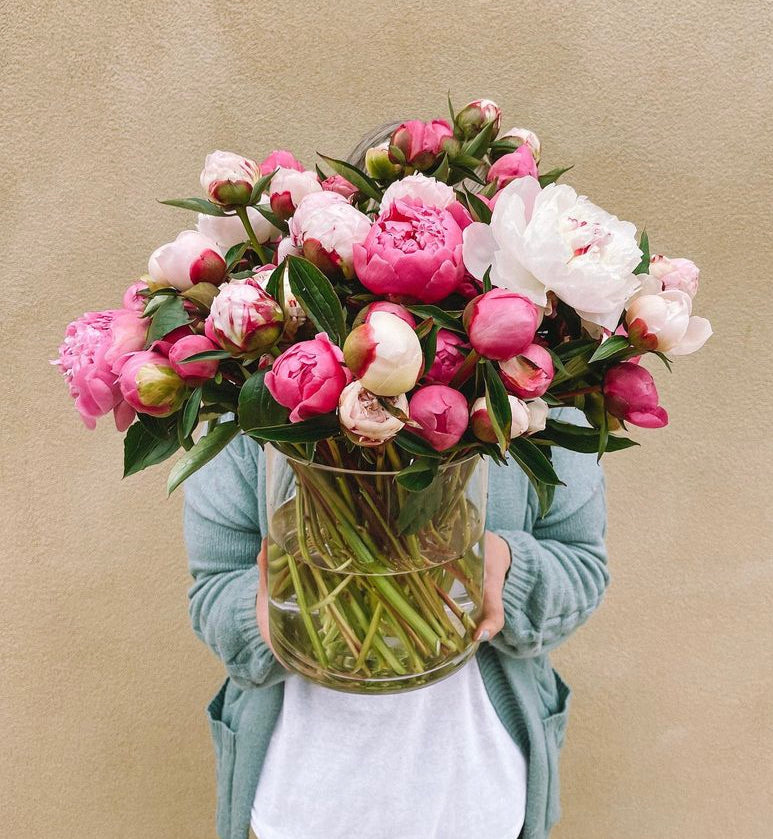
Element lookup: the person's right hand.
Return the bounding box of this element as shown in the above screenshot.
[256,539,275,655]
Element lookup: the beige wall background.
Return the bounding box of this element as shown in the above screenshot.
[2,1,771,836]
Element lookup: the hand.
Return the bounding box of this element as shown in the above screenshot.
[256,539,275,655]
[474,531,512,643]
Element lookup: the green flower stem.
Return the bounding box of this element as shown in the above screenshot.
[308,573,355,611]
[235,206,269,264]
[285,552,329,667]
[353,603,383,671]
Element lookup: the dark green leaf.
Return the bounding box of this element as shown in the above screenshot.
[396,472,446,534]
[508,437,565,486]
[224,242,248,271]
[136,413,177,440]
[159,197,227,216]
[388,144,406,165]
[429,154,450,183]
[178,349,232,364]
[534,419,638,454]
[253,203,289,233]
[589,335,630,364]
[180,386,203,440]
[538,166,574,188]
[238,370,289,431]
[414,317,434,340]
[317,154,382,201]
[447,91,456,127]
[146,295,191,345]
[482,266,492,293]
[396,458,438,492]
[405,305,465,333]
[167,420,239,494]
[394,430,444,459]
[264,260,285,301]
[653,350,673,372]
[634,230,650,275]
[123,421,180,478]
[483,360,511,455]
[597,407,609,461]
[464,188,492,224]
[421,324,439,372]
[286,255,347,346]
[448,163,486,186]
[460,120,495,160]
[246,414,339,443]
[248,169,277,205]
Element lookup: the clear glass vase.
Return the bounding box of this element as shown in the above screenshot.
[265,445,488,694]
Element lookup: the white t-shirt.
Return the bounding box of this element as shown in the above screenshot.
[251,656,527,839]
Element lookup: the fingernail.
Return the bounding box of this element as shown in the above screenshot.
[478,629,490,642]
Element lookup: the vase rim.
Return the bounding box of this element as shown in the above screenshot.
[269,444,481,477]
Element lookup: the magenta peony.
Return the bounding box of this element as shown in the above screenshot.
[486,145,539,190]
[424,329,469,385]
[463,288,540,361]
[604,362,668,428]
[168,334,221,383]
[258,150,305,175]
[388,120,454,170]
[408,385,469,451]
[499,343,555,399]
[266,333,352,423]
[357,301,416,328]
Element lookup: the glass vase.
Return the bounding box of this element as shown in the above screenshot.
[264,445,488,694]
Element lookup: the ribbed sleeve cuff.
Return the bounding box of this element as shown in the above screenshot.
[232,564,276,684]
[494,529,542,617]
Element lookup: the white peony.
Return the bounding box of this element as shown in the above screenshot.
[379,173,456,213]
[463,176,642,331]
[196,200,280,252]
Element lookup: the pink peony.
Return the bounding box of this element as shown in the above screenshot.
[463,288,541,360]
[648,255,700,298]
[389,120,454,170]
[321,174,359,200]
[604,362,668,428]
[258,150,305,175]
[353,199,465,303]
[205,278,284,359]
[168,334,222,383]
[200,150,260,206]
[119,350,187,417]
[265,333,352,423]
[122,280,148,313]
[455,98,502,139]
[499,343,554,399]
[55,309,147,431]
[408,385,469,451]
[424,329,469,385]
[486,146,539,190]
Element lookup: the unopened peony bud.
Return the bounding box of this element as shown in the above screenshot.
[470,395,531,443]
[353,301,416,329]
[119,351,187,417]
[604,362,668,428]
[455,99,502,140]
[343,311,423,397]
[253,264,307,341]
[626,290,712,356]
[148,230,227,291]
[499,343,554,399]
[365,143,402,181]
[408,385,469,451]
[497,127,542,164]
[463,289,541,361]
[204,278,284,359]
[389,120,455,171]
[321,174,359,200]
[269,168,322,220]
[338,381,407,446]
[200,150,260,206]
[168,334,221,383]
[424,329,469,385]
[486,146,539,189]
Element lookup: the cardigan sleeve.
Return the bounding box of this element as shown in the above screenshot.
[183,435,282,689]
[491,447,609,659]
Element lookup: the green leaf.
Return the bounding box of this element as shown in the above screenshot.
[180,386,203,440]
[653,350,673,372]
[421,324,439,372]
[123,421,180,478]
[405,305,465,333]
[545,347,568,377]
[238,370,289,431]
[589,335,630,364]
[264,260,285,301]
[177,349,232,364]
[448,163,485,186]
[447,91,456,127]
[253,203,289,233]
[249,169,277,205]
[396,471,446,534]
[146,295,191,345]
[317,154,382,201]
[246,414,339,443]
[464,188,492,224]
[224,242,248,271]
[393,430,444,459]
[167,420,239,494]
[482,265,492,293]
[428,153,450,183]
[508,437,565,486]
[634,230,650,275]
[396,458,438,492]
[534,419,638,454]
[136,413,177,440]
[460,120,495,160]
[538,166,574,188]
[159,197,227,216]
[286,255,347,346]
[483,360,511,455]
[181,282,219,312]
[388,144,406,165]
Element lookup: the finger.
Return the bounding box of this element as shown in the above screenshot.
[258,538,268,574]
[474,592,505,642]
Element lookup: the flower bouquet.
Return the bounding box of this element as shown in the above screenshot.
[55,96,711,693]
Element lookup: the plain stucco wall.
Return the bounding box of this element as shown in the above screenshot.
[2,1,772,837]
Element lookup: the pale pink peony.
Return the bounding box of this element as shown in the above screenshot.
[389,120,454,170]
[408,385,469,451]
[353,199,465,303]
[289,191,372,278]
[148,230,227,291]
[265,333,352,422]
[200,150,260,206]
[648,254,700,298]
[499,343,555,399]
[168,334,222,383]
[463,288,541,361]
[379,174,455,213]
[424,329,469,385]
[499,127,542,163]
[604,362,668,428]
[626,290,712,355]
[456,98,502,139]
[269,168,322,220]
[470,395,531,443]
[486,146,539,190]
[55,309,147,431]
[119,350,187,417]
[258,150,305,175]
[338,381,407,446]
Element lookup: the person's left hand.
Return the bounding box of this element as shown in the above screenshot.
[474,531,512,643]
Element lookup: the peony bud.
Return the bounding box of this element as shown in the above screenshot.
[365,143,402,181]
[648,255,700,298]
[168,334,221,383]
[258,150,305,175]
[119,351,187,417]
[204,278,284,359]
[122,280,149,313]
[463,289,541,361]
[253,263,307,341]
[604,362,668,428]
[379,173,455,213]
[626,290,712,356]
[470,395,531,443]
[455,98,502,140]
[354,301,416,329]
[389,120,454,171]
[525,398,549,435]
[321,174,359,200]
[499,343,554,399]
[289,191,372,279]
[497,127,542,164]
[148,230,227,291]
[343,311,423,397]
[424,329,469,385]
[408,385,469,451]
[200,150,260,206]
[265,333,351,422]
[269,168,322,220]
[486,146,539,190]
[196,201,280,252]
[338,381,407,446]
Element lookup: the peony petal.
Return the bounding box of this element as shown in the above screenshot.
[670,316,713,356]
[462,223,497,280]
[627,406,669,428]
